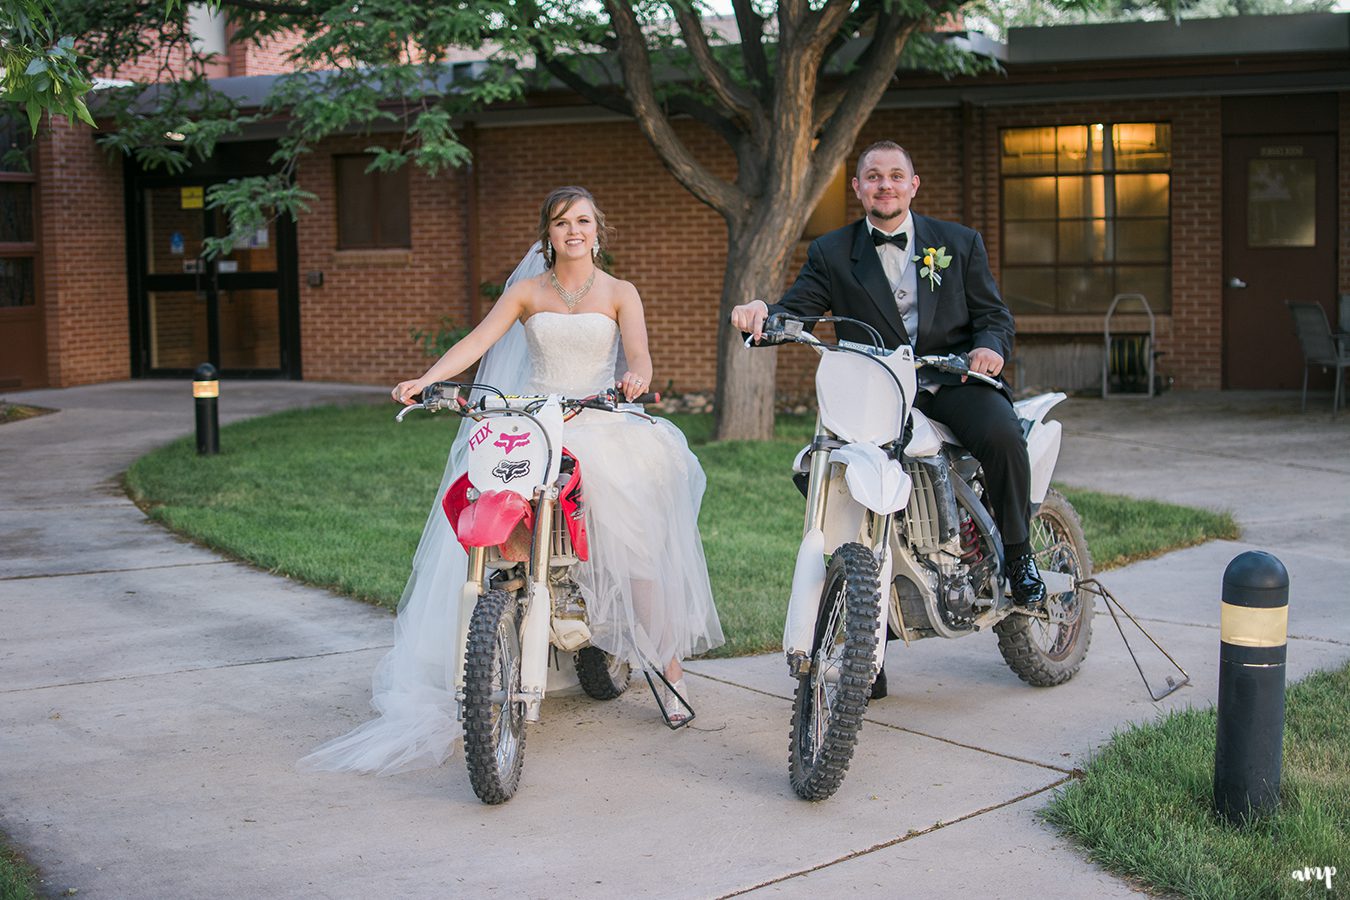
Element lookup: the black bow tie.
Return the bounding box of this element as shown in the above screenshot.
[872,230,908,250]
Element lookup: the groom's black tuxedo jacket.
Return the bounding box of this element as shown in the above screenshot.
[768,214,1014,396]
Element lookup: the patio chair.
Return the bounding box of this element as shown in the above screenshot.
[1287,301,1349,416]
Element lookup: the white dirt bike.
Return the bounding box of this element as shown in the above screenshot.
[749,313,1094,801]
[397,382,663,804]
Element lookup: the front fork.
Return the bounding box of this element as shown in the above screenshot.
[518,488,557,721]
[783,442,892,678]
[453,487,558,724]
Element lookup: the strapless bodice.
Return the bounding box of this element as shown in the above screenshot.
[523,312,619,396]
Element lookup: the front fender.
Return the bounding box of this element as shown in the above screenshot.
[453,489,535,553]
[829,443,912,514]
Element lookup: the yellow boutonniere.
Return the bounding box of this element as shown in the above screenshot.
[915,246,952,291]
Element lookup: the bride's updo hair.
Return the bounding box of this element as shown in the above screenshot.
[537,186,613,266]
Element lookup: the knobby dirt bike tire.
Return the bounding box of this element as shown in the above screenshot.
[994,489,1095,687]
[574,646,631,700]
[789,541,881,801]
[463,588,526,804]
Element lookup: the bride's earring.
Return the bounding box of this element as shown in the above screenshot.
[546,242,555,267]
[592,242,600,261]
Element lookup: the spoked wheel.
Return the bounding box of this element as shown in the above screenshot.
[574,646,631,700]
[788,542,881,801]
[462,589,526,804]
[994,489,1094,687]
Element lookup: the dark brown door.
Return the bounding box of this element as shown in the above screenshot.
[0,115,44,389]
[1222,135,1337,389]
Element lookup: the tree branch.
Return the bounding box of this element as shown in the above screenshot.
[801,0,860,54]
[730,0,769,98]
[664,95,746,146]
[777,0,808,49]
[601,0,743,218]
[811,12,916,188]
[812,1,893,134]
[816,0,884,78]
[668,1,756,124]
[535,52,635,118]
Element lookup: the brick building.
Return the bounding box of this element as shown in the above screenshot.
[2,13,1346,399]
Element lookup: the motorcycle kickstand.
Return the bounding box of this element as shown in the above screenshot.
[1076,576,1191,702]
[641,661,696,731]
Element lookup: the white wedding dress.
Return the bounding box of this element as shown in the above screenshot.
[300,300,722,777]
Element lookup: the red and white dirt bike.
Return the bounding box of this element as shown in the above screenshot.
[397,382,664,804]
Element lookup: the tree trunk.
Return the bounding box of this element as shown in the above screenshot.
[712,217,800,441]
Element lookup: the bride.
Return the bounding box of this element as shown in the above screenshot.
[300,186,724,775]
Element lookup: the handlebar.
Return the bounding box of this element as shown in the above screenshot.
[396,383,661,422]
[749,312,1003,388]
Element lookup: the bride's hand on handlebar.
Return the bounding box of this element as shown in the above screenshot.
[618,371,649,402]
[730,299,769,342]
[392,379,424,405]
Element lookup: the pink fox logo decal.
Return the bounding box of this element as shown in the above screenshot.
[494,432,532,454]
[468,421,493,450]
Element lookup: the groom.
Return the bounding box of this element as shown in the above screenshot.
[732,141,1045,693]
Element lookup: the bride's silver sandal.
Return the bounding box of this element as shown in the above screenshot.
[643,668,695,730]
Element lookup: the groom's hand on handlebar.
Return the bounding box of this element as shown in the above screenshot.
[963,348,1005,383]
[730,299,770,343]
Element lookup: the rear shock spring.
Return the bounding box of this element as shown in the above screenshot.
[959,514,983,565]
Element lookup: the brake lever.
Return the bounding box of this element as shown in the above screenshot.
[966,370,1002,387]
[395,402,426,422]
[918,354,1002,387]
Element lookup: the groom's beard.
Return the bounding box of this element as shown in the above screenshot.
[869,206,904,221]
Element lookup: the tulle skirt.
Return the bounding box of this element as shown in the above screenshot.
[564,408,723,667]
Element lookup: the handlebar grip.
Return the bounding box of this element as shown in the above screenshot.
[581,391,661,411]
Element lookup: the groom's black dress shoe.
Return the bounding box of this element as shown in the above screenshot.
[1008,553,1047,607]
[869,666,887,700]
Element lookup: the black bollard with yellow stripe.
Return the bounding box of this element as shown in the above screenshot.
[193,362,220,456]
[1213,550,1289,825]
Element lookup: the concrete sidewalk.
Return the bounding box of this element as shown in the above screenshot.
[1,382,1347,898]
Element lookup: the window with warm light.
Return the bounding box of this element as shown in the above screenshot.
[1000,123,1171,315]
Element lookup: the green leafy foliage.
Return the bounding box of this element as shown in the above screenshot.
[0,8,93,132]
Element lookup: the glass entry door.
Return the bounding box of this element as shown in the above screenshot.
[135,181,299,377]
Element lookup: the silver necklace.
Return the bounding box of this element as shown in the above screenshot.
[550,269,596,311]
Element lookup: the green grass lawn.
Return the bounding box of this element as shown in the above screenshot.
[0,841,38,900]
[125,402,1237,657]
[1046,661,1350,900]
